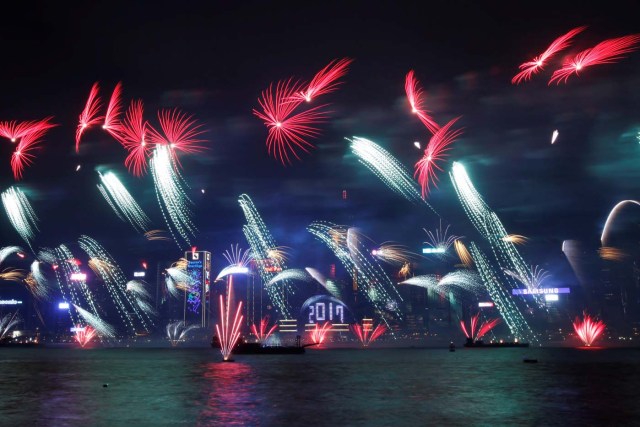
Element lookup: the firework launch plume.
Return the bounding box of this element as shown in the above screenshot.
[250,316,277,343]
[166,320,199,347]
[460,312,501,341]
[404,70,440,134]
[351,319,386,347]
[550,34,640,84]
[1,187,39,250]
[215,284,244,361]
[310,321,332,345]
[512,26,586,84]
[74,325,97,348]
[76,82,103,152]
[573,312,606,347]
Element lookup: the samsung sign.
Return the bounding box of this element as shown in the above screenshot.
[0,299,22,305]
[512,287,570,295]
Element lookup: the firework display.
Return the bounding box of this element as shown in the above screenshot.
[215,283,244,361]
[573,313,606,347]
[97,171,151,233]
[166,320,199,347]
[0,311,20,340]
[351,320,386,347]
[76,82,103,152]
[74,325,97,348]
[250,316,277,343]
[1,187,39,251]
[404,70,440,134]
[310,321,332,345]
[400,270,483,297]
[459,312,501,342]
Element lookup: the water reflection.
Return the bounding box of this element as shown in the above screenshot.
[198,361,259,426]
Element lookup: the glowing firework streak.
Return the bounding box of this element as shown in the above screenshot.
[454,240,474,268]
[215,284,244,361]
[0,117,56,143]
[250,316,277,343]
[147,108,206,156]
[414,117,463,198]
[144,229,172,241]
[469,242,537,344]
[125,280,156,317]
[551,130,559,144]
[11,123,56,180]
[0,311,20,340]
[74,325,97,348]
[78,235,153,334]
[351,320,386,347]
[73,304,115,337]
[310,322,332,345]
[103,82,123,135]
[0,268,26,283]
[305,267,341,299]
[266,269,311,286]
[348,136,437,213]
[150,145,196,248]
[116,100,151,177]
[97,171,150,233]
[502,234,528,245]
[504,266,549,290]
[404,70,440,134]
[423,221,460,255]
[512,26,586,84]
[450,162,541,304]
[550,34,640,84]
[573,312,605,346]
[598,247,627,262]
[400,270,483,296]
[165,267,191,298]
[308,221,403,328]
[372,243,420,266]
[25,261,50,300]
[76,82,103,152]
[166,320,199,347]
[253,79,328,165]
[1,187,39,250]
[296,57,353,102]
[239,194,293,318]
[601,200,640,246]
[216,244,253,281]
[0,246,24,264]
[460,312,501,341]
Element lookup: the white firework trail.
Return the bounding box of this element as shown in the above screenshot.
[504,266,550,290]
[166,320,199,346]
[97,171,151,233]
[305,267,342,299]
[266,269,311,286]
[0,311,21,340]
[150,145,196,249]
[1,187,38,250]
[348,136,437,214]
[28,260,49,299]
[73,304,116,337]
[126,280,151,300]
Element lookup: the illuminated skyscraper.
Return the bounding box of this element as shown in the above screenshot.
[184,250,212,328]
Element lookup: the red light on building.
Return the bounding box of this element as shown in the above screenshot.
[342,190,347,200]
[330,263,336,278]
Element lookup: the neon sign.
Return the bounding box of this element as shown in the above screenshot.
[0,299,22,305]
[512,287,570,295]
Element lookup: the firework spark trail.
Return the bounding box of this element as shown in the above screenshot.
[295,57,353,102]
[572,312,606,347]
[11,122,57,180]
[103,82,123,136]
[239,194,293,318]
[144,229,172,241]
[504,265,549,290]
[310,321,332,345]
[253,79,329,165]
[372,243,421,266]
[53,245,99,327]
[460,312,501,341]
[147,108,207,156]
[348,136,438,214]
[551,130,559,144]
[250,316,277,343]
[125,280,156,316]
[0,268,26,283]
[97,171,151,233]
[266,269,311,286]
[115,100,151,177]
[74,325,97,348]
[215,283,244,361]
[598,246,628,262]
[404,70,440,134]
[0,117,56,143]
[1,187,39,251]
[166,320,199,346]
[550,34,640,84]
[450,162,542,306]
[400,270,483,296]
[165,267,191,298]
[73,304,116,338]
[601,200,640,246]
[27,261,49,299]
[308,221,403,331]
[78,235,153,333]
[351,320,386,347]
[512,26,587,84]
[469,242,538,344]
[0,311,20,340]
[0,246,24,264]
[414,117,464,198]
[151,145,196,249]
[76,82,103,152]
[304,267,341,299]
[423,221,461,258]
[502,234,529,245]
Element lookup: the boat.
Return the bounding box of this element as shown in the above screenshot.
[463,338,529,348]
[211,335,307,355]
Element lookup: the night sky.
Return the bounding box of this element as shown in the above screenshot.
[0,1,639,280]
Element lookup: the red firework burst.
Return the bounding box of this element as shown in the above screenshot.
[414,117,463,198]
[460,313,501,342]
[103,82,123,136]
[405,70,440,135]
[76,82,103,152]
[512,26,587,84]
[0,117,56,143]
[295,57,353,102]
[549,34,640,84]
[253,79,328,165]
[11,123,56,180]
[572,312,606,347]
[115,100,151,177]
[147,108,206,156]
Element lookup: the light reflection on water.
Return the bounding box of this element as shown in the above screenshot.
[1,347,640,426]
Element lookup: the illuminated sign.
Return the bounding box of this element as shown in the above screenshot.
[184,250,212,327]
[58,302,70,310]
[0,299,22,305]
[300,295,353,328]
[70,326,85,332]
[422,247,446,254]
[478,302,494,307]
[512,287,570,295]
[70,272,87,281]
[545,294,559,302]
[133,271,146,278]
